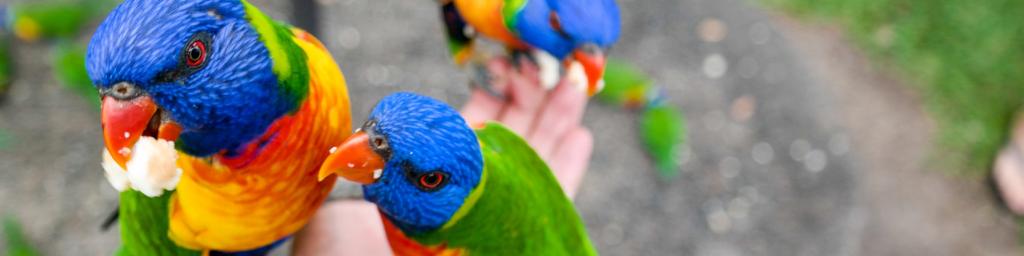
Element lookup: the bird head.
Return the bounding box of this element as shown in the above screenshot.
[87,0,304,167]
[319,92,484,234]
[513,0,621,96]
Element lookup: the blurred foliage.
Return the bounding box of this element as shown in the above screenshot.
[3,217,38,256]
[53,42,99,108]
[0,130,9,148]
[0,35,9,98]
[763,0,1024,176]
[6,1,112,42]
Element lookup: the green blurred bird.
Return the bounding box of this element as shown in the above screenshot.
[598,59,688,179]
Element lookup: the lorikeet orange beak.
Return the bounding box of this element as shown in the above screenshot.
[319,131,385,184]
[101,83,181,169]
[573,44,607,96]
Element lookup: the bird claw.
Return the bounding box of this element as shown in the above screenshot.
[470,63,507,101]
[509,50,539,71]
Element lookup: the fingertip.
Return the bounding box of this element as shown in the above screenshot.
[550,127,594,199]
[461,89,504,124]
[293,201,390,256]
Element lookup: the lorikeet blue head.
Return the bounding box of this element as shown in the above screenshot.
[319,92,484,233]
[514,0,620,93]
[87,0,304,165]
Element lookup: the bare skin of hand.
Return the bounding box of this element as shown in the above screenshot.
[292,58,593,255]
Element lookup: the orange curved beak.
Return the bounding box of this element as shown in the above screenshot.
[573,46,607,96]
[101,95,181,169]
[318,131,386,184]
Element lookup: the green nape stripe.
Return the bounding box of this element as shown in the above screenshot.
[241,0,310,112]
[502,0,528,30]
[440,162,488,231]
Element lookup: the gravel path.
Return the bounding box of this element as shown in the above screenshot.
[0,0,1017,255]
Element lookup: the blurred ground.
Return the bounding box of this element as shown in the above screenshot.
[0,0,1020,255]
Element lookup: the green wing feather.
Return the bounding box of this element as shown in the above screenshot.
[3,217,38,256]
[411,123,596,255]
[117,191,200,256]
[641,104,687,178]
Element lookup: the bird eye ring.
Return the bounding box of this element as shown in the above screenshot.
[182,33,212,69]
[417,171,447,191]
[185,39,207,68]
[549,12,570,38]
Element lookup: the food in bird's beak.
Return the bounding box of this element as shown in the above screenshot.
[101,136,181,197]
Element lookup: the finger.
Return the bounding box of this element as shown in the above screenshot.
[548,127,593,199]
[515,55,541,85]
[485,57,513,95]
[528,78,588,157]
[292,200,391,256]
[497,62,548,135]
[462,58,514,125]
[461,88,504,125]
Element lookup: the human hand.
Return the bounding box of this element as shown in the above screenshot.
[292,57,594,255]
[460,57,593,198]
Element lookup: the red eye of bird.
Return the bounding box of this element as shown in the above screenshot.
[185,39,207,68]
[549,12,563,32]
[549,12,570,38]
[418,172,446,190]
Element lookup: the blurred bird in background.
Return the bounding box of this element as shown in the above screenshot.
[438,0,620,97]
[438,0,688,180]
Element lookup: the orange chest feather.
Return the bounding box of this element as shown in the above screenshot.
[381,213,466,256]
[454,0,527,49]
[166,29,353,251]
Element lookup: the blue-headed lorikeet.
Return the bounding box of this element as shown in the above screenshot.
[86,0,352,254]
[318,92,596,255]
[440,0,620,96]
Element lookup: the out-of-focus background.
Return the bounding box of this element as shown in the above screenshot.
[1,0,1022,255]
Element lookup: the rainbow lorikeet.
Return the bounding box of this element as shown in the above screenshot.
[318,92,596,255]
[86,0,352,254]
[439,0,620,96]
[598,59,687,179]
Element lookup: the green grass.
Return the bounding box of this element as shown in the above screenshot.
[762,0,1024,176]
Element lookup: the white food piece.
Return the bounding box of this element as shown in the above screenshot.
[101,150,129,191]
[565,61,589,93]
[534,49,561,89]
[126,137,182,197]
